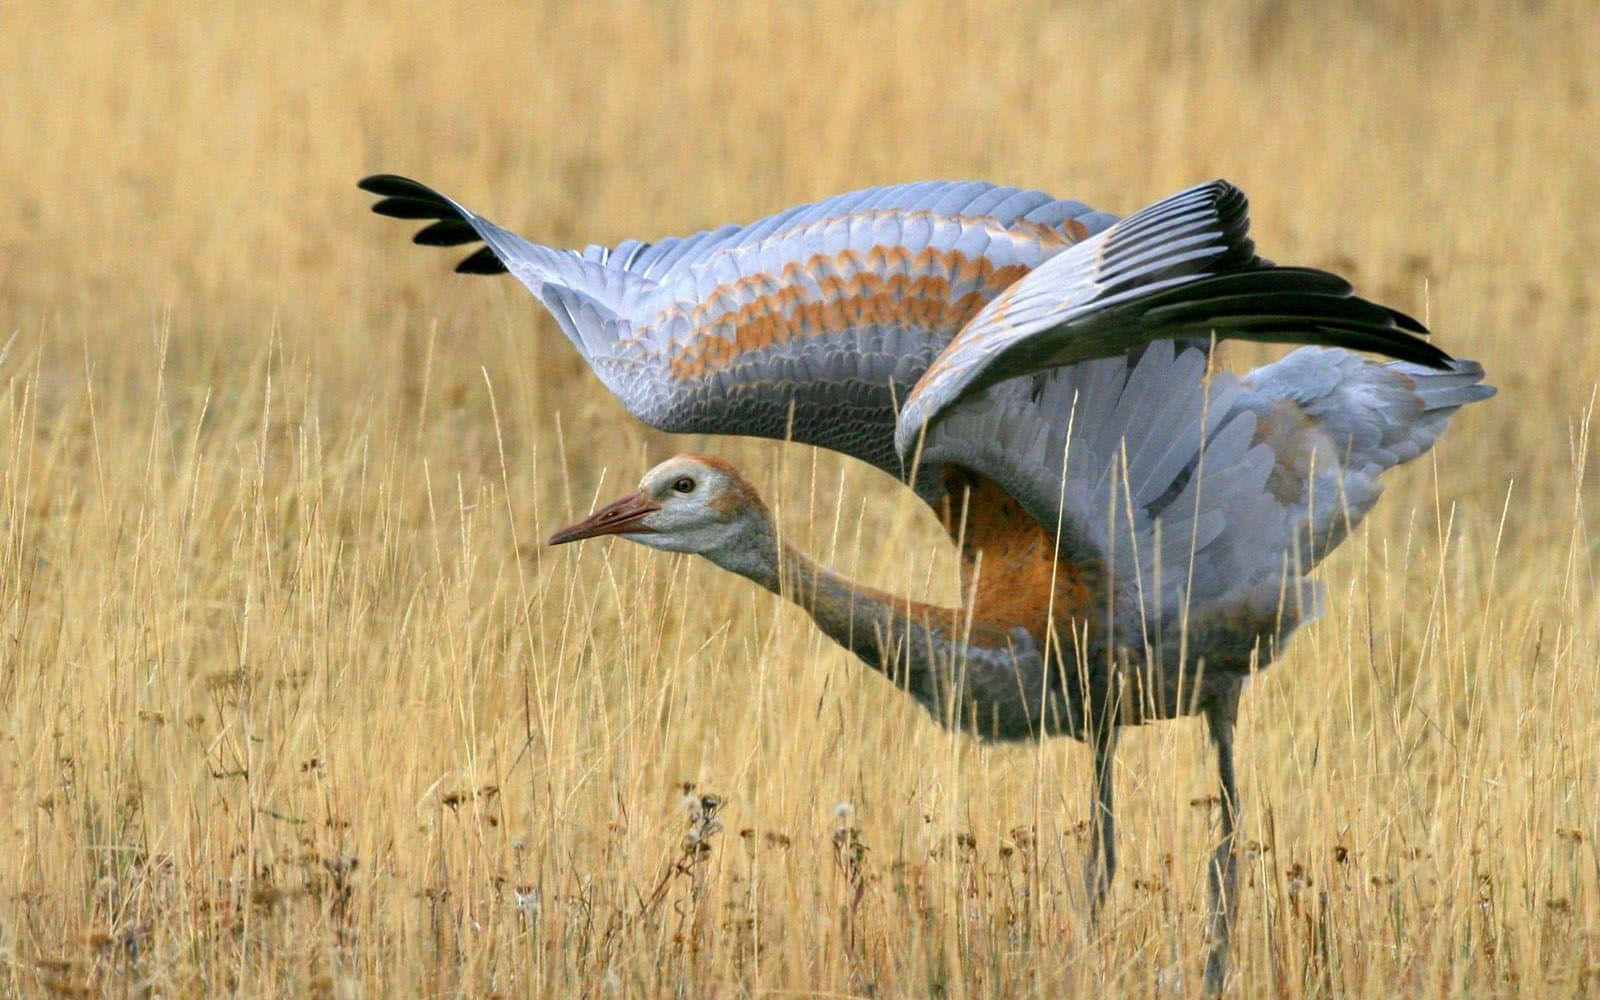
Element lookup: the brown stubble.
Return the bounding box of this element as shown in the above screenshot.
[0,1,1596,996]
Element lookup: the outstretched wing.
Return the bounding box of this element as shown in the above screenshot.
[361,174,1115,485]
[921,342,1491,671]
[1226,348,1496,568]
[359,174,668,333]
[894,181,1451,456]
[1143,348,1494,671]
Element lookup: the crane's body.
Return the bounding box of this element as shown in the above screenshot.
[362,174,1492,990]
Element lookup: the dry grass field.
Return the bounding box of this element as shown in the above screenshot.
[2,1,1597,995]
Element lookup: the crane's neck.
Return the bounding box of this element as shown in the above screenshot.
[698,519,1003,718]
[694,506,1086,740]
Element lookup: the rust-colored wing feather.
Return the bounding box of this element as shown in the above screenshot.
[361,176,1450,513]
[360,175,1114,488]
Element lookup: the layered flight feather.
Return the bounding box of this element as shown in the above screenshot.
[919,341,1492,676]
[360,175,1445,498]
[893,181,1446,455]
[361,175,1488,668]
[361,174,1125,483]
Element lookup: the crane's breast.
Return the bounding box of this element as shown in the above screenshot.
[940,469,1104,639]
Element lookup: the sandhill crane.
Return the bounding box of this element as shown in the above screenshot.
[360,174,1492,990]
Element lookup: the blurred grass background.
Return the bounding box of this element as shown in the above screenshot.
[1,0,1596,995]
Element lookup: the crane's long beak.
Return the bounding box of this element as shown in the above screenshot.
[547,490,662,546]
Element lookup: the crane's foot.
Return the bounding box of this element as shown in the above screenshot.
[1083,724,1118,934]
[1201,684,1241,994]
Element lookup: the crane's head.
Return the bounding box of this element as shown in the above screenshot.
[546,454,770,558]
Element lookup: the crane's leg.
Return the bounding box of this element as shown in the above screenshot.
[1084,723,1119,926]
[1202,681,1242,994]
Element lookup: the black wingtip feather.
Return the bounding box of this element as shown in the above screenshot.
[413,220,479,246]
[1132,266,1450,368]
[455,248,508,275]
[358,174,441,200]
[1384,306,1428,334]
[1101,180,1263,291]
[1198,179,1254,266]
[372,196,453,220]
[361,173,508,276]
[1309,326,1452,368]
[1194,317,1451,368]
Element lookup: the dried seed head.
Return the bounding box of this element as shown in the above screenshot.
[513,886,541,915]
[1284,862,1309,895]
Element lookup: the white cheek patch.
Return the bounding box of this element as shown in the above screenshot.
[631,533,688,553]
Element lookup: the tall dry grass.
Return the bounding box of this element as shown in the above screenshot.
[1,1,1596,995]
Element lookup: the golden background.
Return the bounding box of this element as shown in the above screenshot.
[1,1,1595,994]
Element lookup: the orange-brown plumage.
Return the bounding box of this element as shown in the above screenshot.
[939,468,1102,642]
[654,247,1032,381]
[1250,398,1323,504]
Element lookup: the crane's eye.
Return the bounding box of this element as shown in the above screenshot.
[671,476,696,494]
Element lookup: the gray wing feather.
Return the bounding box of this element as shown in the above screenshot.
[361,173,1481,606]
[917,341,1248,586]
[894,181,1449,456]
[1147,348,1494,668]
[1229,347,1496,565]
[363,173,1110,486]
[358,175,660,355]
[920,341,1492,669]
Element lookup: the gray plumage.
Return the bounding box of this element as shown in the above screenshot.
[361,173,1491,991]
[361,175,1447,496]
